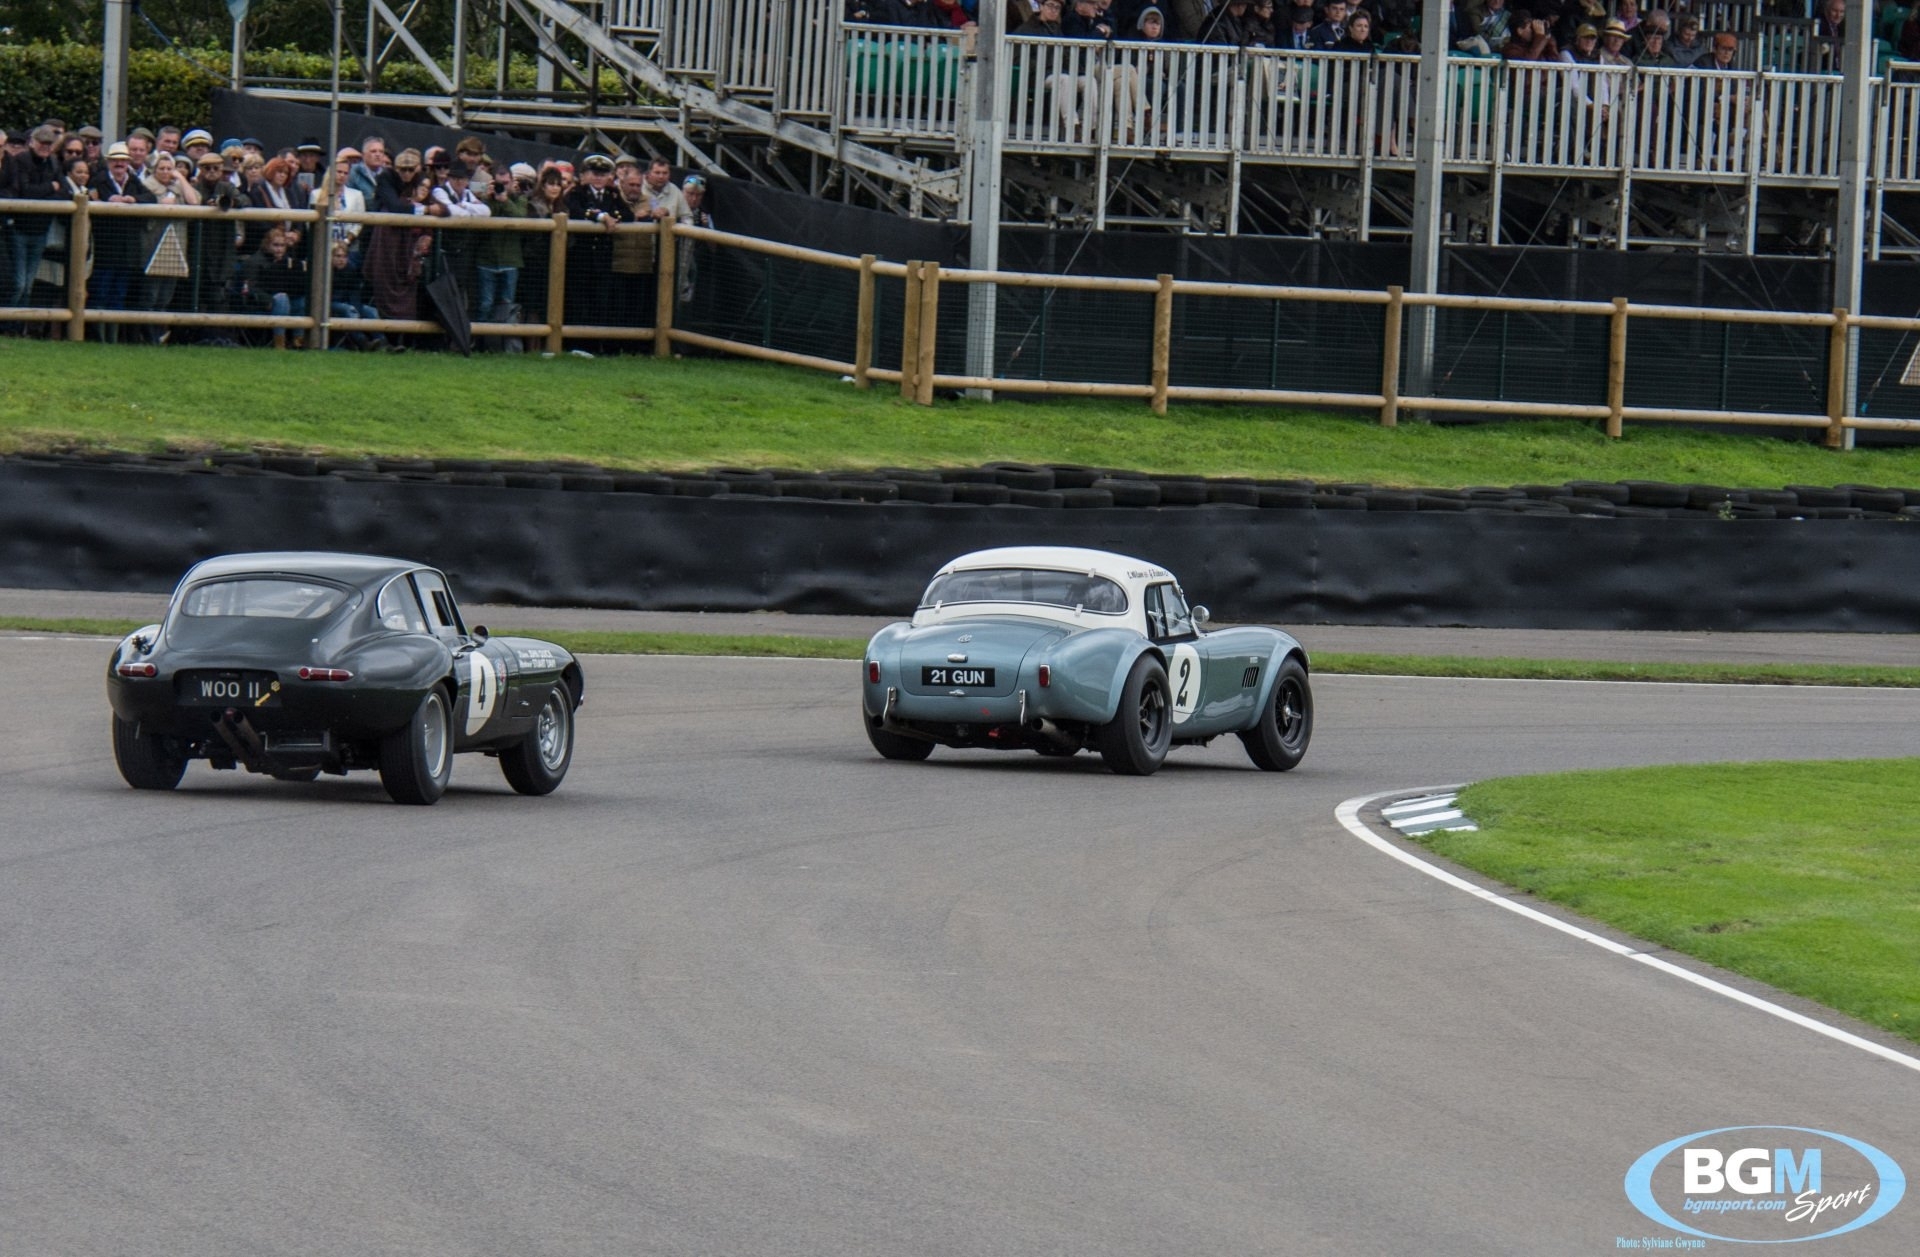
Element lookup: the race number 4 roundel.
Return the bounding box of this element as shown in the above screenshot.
[466,651,498,736]
[1168,643,1202,725]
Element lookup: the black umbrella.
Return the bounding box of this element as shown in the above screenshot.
[423,269,473,356]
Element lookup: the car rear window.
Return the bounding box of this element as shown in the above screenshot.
[921,568,1128,614]
[177,578,352,621]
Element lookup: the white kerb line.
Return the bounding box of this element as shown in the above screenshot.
[1336,787,1920,1076]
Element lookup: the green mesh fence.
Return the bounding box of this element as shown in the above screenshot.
[1171,294,1386,395]
[1857,327,1920,422]
[677,244,863,366]
[1426,307,1610,407]
[1624,318,1831,417]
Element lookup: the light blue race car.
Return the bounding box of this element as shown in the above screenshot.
[861,546,1312,775]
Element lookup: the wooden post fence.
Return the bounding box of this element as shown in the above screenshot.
[854,253,876,390]
[65,193,90,342]
[900,260,924,401]
[1151,274,1173,417]
[916,261,941,407]
[654,221,676,359]
[1825,307,1849,449]
[1380,284,1404,428]
[545,213,568,356]
[1606,296,1629,439]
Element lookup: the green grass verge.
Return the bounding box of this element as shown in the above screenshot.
[1438,762,1920,1044]
[14,616,1920,686]
[5,339,1918,490]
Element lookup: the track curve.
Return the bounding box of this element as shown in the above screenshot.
[4,637,1919,1255]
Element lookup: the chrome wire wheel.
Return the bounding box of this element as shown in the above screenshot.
[420,690,450,778]
[535,690,571,772]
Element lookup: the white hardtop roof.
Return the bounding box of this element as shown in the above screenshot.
[937,546,1172,587]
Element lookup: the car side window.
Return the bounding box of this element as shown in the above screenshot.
[409,571,466,641]
[1146,583,1194,643]
[376,576,429,634]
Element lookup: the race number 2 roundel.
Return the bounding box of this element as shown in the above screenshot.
[1168,643,1202,725]
[466,651,498,736]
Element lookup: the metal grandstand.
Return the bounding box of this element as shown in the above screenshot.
[227,0,1920,259]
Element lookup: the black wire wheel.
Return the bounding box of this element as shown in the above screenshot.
[1240,657,1313,772]
[1095,655,1173,776]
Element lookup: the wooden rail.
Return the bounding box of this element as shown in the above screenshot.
[9,197,1919,440]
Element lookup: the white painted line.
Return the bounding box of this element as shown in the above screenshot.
[1393,807,1466,825]
[1336,787,1920,1075]
[1381,794,1459,816]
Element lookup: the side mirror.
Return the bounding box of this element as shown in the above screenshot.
[470,625,489,644]
[1191,605,1211,626]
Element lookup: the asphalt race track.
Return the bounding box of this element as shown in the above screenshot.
[6,634,1920,1255]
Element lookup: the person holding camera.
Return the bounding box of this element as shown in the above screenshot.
[474,160,532,321]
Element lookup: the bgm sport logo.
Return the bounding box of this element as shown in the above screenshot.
[1625,1126,1905,1244]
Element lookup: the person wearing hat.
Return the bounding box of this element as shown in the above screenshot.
[1634,18,1676,66]
[1697,28,1739,72]
[181,129,213,163]
[0,124,67,316]
[1560,20,1601,63]
[76,125,103,164]
[361,148,431,325]
[294,138,326,194]
[87,142,156,341]
[1597,16,1632,66]
[563,152,633,336]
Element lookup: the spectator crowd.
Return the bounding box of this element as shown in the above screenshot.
[852,0,1918,66]
[0,120,718,351]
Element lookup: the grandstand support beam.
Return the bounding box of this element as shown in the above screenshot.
[100,0,133,142]
[1831,0,1874,445]
[512,0,959,205]
[1403,0,1450,405]
[963,0,1008,398]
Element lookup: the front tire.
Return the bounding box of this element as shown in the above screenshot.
[112,715,187,790]
[864,705,934,761]
[1240,657,1312,772]
[380,688,453,805]
[1095,655,1172,776]
[500,679,575,796]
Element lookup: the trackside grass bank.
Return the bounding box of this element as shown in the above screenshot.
[10,618,1919,687]
[1438,762,1920,1045]
[5,340,1920,490]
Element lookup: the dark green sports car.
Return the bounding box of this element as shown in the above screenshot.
[106,552,584,804]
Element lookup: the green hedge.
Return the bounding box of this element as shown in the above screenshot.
[0,43,565,133]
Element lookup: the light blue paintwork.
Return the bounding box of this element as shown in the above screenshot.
[862,610,1307,740]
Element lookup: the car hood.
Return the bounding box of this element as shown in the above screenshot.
[896,618,1067,696]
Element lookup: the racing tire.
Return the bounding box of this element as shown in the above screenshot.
[864,708,934,762]
[112,716,187,790]
[379,688,454,805]
[1094,656,1173,776]
[500,679,575,796]
[1240,657,1313,772]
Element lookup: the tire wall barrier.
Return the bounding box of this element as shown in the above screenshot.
[4,461,1917,632]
